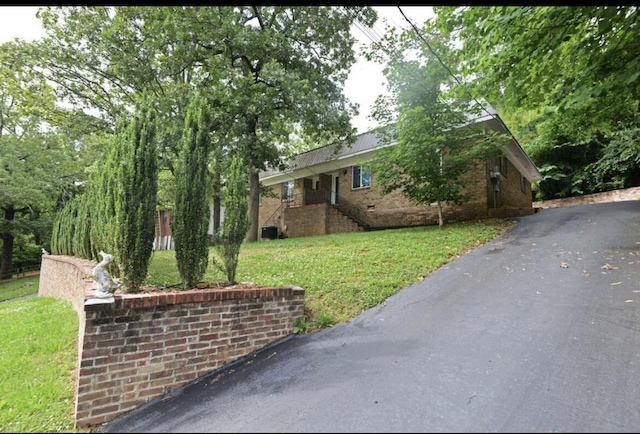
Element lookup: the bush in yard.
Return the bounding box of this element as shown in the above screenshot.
[211,156,249,284]
[50,103,158,292]
[172,93,213,289]
[113,105,158,292]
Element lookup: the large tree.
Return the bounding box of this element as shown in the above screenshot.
[433,6,640,115]
[0,40,84,279]
[366,26,506,227]
[431,6,640,198]
[189,7,376,241]
[36,6,378,242]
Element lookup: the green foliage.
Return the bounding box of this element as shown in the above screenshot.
[366,23,505,226]
[36,6,378,242]
[586,125,640,191]
[0,40,81,279]
[434,6,640,113]
[10,234,44,269]
[293,314,311,334]
[50,199,76,257]
[211,157,250,283]
[50,136,117,263]
[50,103,158,293]
[71,193,93,259]
[173,94,212,288]
[90,138,120,261]
[314,311,334,329]
[432,6,640,199]
[113,105,158,292]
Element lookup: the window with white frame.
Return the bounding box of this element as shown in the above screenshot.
[352,165,371,189]
[282,180,294,201]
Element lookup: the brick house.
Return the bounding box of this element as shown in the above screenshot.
[258,109,543,239]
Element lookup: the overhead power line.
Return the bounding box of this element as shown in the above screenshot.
[345,7,497,140]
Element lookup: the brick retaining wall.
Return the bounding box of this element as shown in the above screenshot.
[533,186,640,209]
[38,255,305,428]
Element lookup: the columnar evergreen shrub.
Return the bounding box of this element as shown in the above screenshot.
[50,199,76,256]
[50,104,158,292]
[113,107,158,292]
[211,156,249,283]
[173,94,212,288]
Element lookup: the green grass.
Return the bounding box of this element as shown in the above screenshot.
[0,275,40,302]
[0,297,80,433]
[0,219,513,431]
[146,219,513,330]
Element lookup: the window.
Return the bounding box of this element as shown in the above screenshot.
[520,175,527,193]
[499,156,508,178]
[352,165,371,189]
[282,180,294,201]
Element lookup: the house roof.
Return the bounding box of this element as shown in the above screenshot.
[259,109,542,185]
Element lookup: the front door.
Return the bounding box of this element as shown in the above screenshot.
[331,173,339,205]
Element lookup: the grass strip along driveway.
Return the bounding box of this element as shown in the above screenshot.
[0,218,511,432]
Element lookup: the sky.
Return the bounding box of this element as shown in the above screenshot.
[0,6,436,134]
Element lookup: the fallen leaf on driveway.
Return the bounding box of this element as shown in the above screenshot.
[625,300,634,303]
[610,282,622,286]
[560,262,569,268]
[582,273,591,277]
[601,263,619,270]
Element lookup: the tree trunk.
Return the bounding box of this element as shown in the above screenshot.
[0,206,15,280]
[213,195,221,234]
[437,200,444,228]
[246,170,260,242]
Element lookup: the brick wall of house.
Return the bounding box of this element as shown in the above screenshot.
[259,179,306,232]
[259,185,284,229]
[283,203,328,237]
[485,157,536,218]
[338,160,490,228]
[259,153,537,238]
[38,255,305,429]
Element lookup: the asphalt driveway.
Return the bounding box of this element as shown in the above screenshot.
[103,200,640,433]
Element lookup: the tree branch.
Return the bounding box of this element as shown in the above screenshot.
[252,6,265,29]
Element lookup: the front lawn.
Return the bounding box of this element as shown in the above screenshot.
[0,275,39,303]
[146,219,512,329]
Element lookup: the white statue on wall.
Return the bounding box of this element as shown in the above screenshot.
[92,251,120,299]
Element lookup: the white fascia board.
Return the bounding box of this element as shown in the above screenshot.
[260,141,396,186]
[503,141,543,183]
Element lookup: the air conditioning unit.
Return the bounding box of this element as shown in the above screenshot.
[261,226,280,240]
